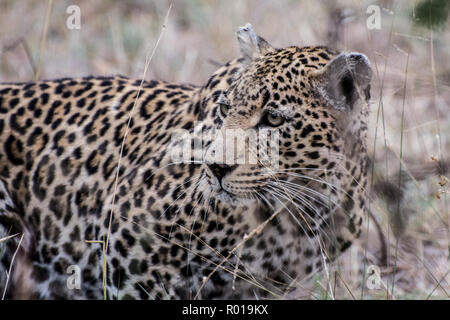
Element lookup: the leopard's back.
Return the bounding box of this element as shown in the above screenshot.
[0,76,200,298]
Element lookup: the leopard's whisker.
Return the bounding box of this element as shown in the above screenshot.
[257,172,346,207]
[270,172,346,195]
[265,183,340,242]
[261,188,331,262]
[275,175,362,218]
[248,147,338,242]
[264,185,332,238]
[278,172,364,208]
[264,185,319,236]
[266,181,322,217]
[266,180,343,216]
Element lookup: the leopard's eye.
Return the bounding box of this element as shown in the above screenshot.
[264,112,285,127]
[219,103,230,117]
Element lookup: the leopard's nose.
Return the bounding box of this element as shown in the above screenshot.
[208,164,237,180]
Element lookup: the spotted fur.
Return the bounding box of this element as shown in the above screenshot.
[0,25,372,299]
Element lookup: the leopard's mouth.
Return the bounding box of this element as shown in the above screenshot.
[204,165,268,203]
[215,188,261,208]
[215,181,266,205]
[207,174,259,203]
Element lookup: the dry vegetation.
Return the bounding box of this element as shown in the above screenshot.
[0,0,448,299]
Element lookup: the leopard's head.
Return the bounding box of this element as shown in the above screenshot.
[199,24,372,217]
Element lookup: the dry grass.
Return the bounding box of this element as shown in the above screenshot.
[0,0,448,299]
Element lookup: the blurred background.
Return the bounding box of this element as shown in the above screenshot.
[0,0,448,299]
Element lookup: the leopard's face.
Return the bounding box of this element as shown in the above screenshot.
[203,46,372,215]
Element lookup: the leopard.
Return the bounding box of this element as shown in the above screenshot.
[0,24,372,299]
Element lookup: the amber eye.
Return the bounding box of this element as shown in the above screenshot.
[264,112,285,127]
[219,103,230,117]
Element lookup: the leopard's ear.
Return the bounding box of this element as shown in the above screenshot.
[237,23,274,64]
[310,52,372,110]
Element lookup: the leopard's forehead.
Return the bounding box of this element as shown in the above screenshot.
[238,46,337,80]
[223,46,338,118]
